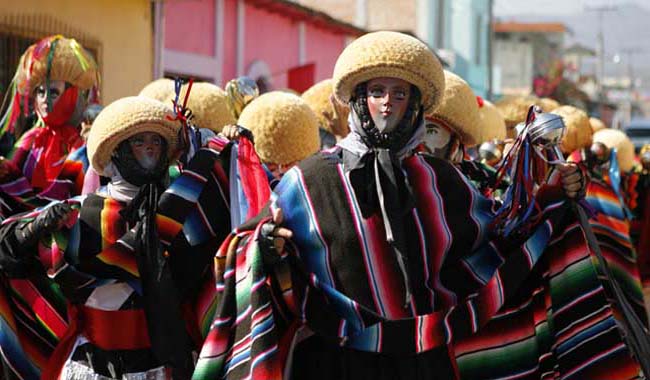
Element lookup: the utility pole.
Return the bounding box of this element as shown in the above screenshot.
[585,4,617,99]
[487,0,494,101]
[620,47,645,122]
[620,47,645,89]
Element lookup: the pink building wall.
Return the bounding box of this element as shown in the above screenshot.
[164,0,215,56]
[162,0,357,90]
[244,5,299,89]
[305,23,347,82]
[222,0,238,85]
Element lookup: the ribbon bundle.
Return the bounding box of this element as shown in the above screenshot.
[167,77,199,166]
[491,110,546,237]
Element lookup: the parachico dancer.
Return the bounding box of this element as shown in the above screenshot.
[0,96,207,379]
[193,31,588,380]
[418,70,505,197]
[455,110,647,379]
[0,35,99,216]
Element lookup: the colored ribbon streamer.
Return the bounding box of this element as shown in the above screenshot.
[608,148,633,219]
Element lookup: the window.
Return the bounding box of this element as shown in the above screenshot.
[0,34,34,101]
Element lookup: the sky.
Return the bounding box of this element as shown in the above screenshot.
[494,0,648,16]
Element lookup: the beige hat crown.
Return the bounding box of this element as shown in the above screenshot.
[425,71,481,146]
[550,105,592,154]
[238,91,319,165]
[87,96,180,176]
[477,98,506,143]
[174,82,236,132]
[538,97,560,112]
[139,78,175,103]
[494,96,534,133]
[593,128,636,172]
[589,117,607,133]
[332,31,445,113]
[301,78,350,137]
[16,35,99,95]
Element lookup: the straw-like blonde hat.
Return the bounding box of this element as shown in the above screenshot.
[425,71,481,146]
[301,79,350,137]
[15,35,99,95]
[550,105,592,154]
[538,97,560,112]
[238,91,319,165]
[174,82,236,132]
[332,31,444,113]
[139,78,175,103]
[495,96,537,137]
[589,117,607,133]
[87,96,180,176]
[477,97,506,143]
[592,128,636,172]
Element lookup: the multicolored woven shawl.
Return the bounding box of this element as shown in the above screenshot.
[193,151,586,380]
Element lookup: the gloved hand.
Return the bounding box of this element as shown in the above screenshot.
[17,203,73,244]
[259,207,293,264]
[558,162,588,199]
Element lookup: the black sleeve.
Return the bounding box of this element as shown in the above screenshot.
[0,220,41,278]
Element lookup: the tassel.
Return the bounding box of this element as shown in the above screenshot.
[608,148,634,219]
[69,39,90,71]
[0,81,20,134]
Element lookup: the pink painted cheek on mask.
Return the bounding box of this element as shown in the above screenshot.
[367,96,383,121]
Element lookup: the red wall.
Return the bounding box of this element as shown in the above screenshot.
[164,0,216,56]
[222,0,238,84]
[244,4,299,89]
[305,23,347,82]
[163,0,355,90]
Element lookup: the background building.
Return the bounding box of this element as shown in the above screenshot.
[158,0,364,93]
[292,0,493,98]
[492,22,567,97]
[0,0,153,103]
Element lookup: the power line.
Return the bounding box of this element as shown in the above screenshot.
[585,4,617,98]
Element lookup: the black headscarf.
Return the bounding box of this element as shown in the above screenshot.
[115,140,194,379]
[339,82,423,308]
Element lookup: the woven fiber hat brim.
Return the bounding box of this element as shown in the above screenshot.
[172,82,236,133]
[550,105,592,154]
[478,99,507,143]
[495,96,538,129]
[538,97,560,112]
[589,117,607,133]
[16,35,99,95]
[238,91,319,165]
[593,128,636,172]
[427,70,481,146]
[333,31,445,114]
[139,78,176,103]
[87,96,179,176]
[302,78,350,136]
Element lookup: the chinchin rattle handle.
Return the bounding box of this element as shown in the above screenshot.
[529,109,650,375]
